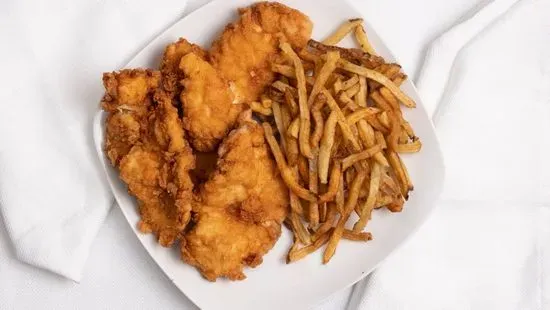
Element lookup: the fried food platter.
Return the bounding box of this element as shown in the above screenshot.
[93,0,445,308]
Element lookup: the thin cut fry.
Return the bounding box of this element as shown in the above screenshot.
[335,173,345,214]
[396,140,422,153]
[354,163,382,231]
[337,59,416,108]
[308,157,319,227]
[323,18,364,45]
[323,170,367,263]
[270,102,289,163]
[378,111,390,128]
[341,75,359,90]
[263,122,316,202]
[375,131,387,149]
[250,101,272,116]
[322,88,361,151]
[308,51,340,107]
[345,83,361,98]
[287,137,299,165]
[289,211,311,245]
[319,161,342,202]
[288,230,331,263]
[313,204,337,241]
[342,144,383,171]
[284,89,299,116]
[288,117,300,138]
[318,111,338,183]
[346,107,381,124]
[281,42,314,158]
[343,230,372,241]
[387,150,408,198]
[296,154,308,183]
[272,80,296,95]
[354,24,376,55]
[272,63,295,78]
[310,95,326,147]
[356,76,368,107]
[333,78,343,94]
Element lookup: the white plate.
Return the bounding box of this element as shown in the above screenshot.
[93,0,445,309]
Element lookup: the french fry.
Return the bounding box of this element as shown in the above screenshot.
[298,155,311,183]
[323,170,367,263]
[375,131,387,149]
[289,210,311,245]
[281,42,314,159]
[319,201,327,223]
[396,140,422,153]
[333,78,343,94]
[263,122,317,202]
[346,107,381,124]
[323,18,364,45]
[345,83,361,98]
[343,230,372,241]
[354,24,376,55]
[284,89,299,116]
[342,144,383,171]
[272,101,287,152]
[319,161,342,202]
[322,88,361,151]
[272,80,297,96]
[356,76,368,107]
[287,137,299,165]
[309,51,340,107]
[375,194,394,209]
[288,117,300,138]
[386,150,408,198]
[319,111,338,183]
[335,173,345,214]
[250,101,272,116]
[308,39,384,70]
[337,59,416,108]
[378,111,390,128]
[288,230,331,263]
[370,91,393,112]
[342,75,359,90]
[308,157,320,227]
[310,95,326,147]
[354,163,382,231]
[313,204,337,241]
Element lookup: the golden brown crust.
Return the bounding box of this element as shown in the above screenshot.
[182,112,289,281]
[159,38,207,98]
[209,1,313,104]
[102,70,195,246]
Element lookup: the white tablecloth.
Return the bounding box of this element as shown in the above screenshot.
[1,0,549,309]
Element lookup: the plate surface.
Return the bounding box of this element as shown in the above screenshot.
[93,0,445,308]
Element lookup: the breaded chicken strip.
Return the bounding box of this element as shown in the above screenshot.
[209,2,313,104]
[103,70,195,246]
[179,53,244,152]
[102,69,160,164]
[182,111,288,281]
[159,38,207,98]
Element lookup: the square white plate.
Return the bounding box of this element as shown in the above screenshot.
[93,0,445,309]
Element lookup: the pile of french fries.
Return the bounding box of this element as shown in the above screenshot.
[253,18,421,264]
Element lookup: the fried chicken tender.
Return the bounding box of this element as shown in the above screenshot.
[179,53,244,152]
[102,69,160,164]
[182,111,289,281]
[209,2,313,104]
[159,38,207,98]
[103,70,195,246]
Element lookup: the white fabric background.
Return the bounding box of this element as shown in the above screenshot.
[1,0,549,309]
